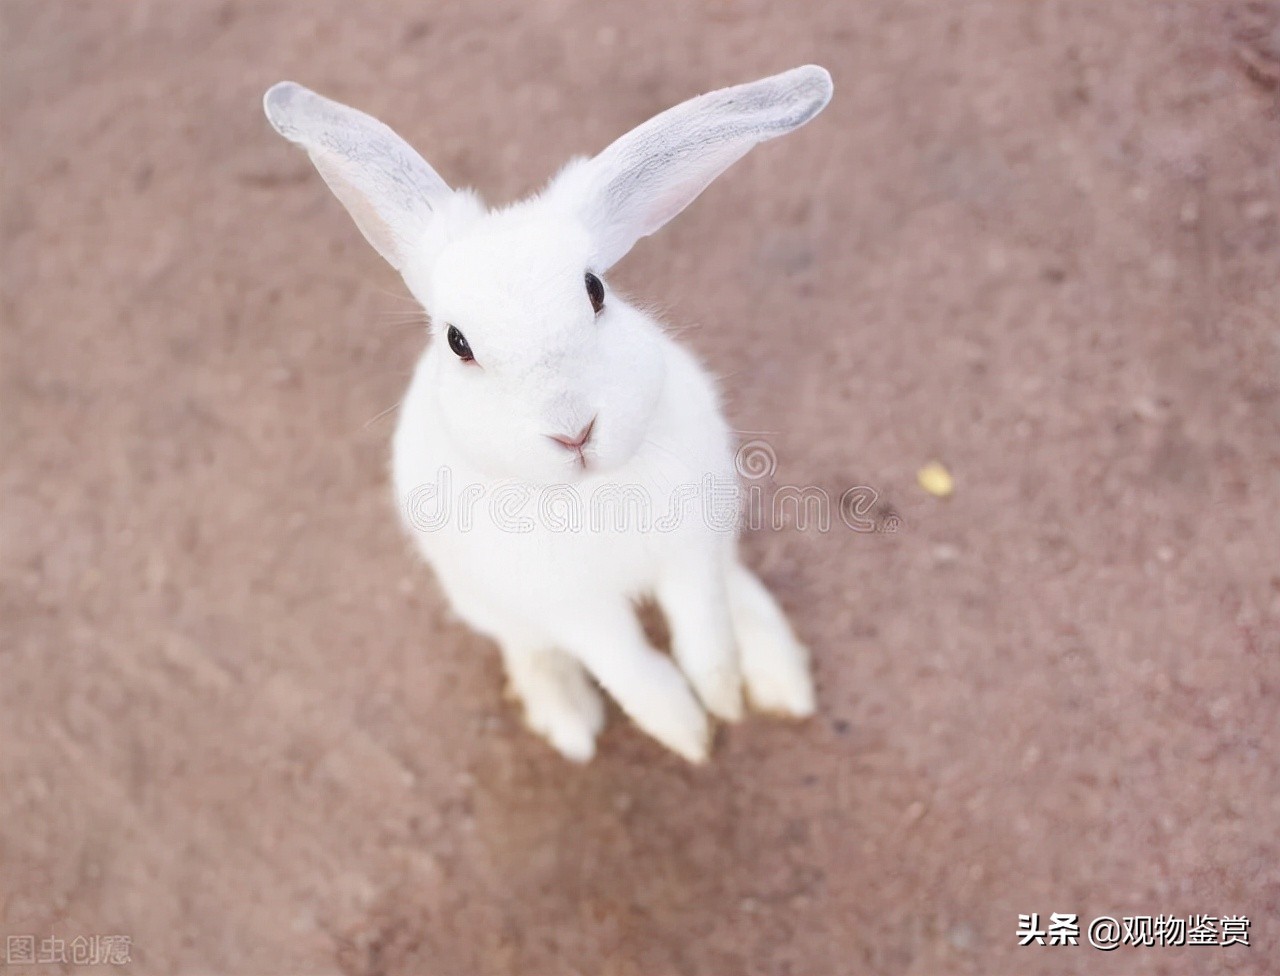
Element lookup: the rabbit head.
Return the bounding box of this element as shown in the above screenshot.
[264,66,832,482]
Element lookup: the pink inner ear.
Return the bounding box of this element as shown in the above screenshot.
[644,181,707,233]
[642,146,748,232]
[311,153,408,271]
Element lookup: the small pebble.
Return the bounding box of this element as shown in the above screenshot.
[932,543,961,565]
[1245,199,1273,222]
[949,923,976,950]
[1132,396,1164,421]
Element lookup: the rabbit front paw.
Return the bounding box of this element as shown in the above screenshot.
[505,648,606,763]
[739,631,816,718]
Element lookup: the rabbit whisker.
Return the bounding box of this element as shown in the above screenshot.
[362,400,403,430]
[363,283,420,306]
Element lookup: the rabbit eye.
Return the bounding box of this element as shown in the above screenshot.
[585,272,605,315]
[446,325,474,362]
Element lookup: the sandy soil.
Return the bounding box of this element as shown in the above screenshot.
[3,2,1278,974]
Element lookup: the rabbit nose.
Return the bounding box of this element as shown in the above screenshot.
[548,417,596,452]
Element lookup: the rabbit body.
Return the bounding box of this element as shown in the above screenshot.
[265,66,832,761]
[394,277,815,762]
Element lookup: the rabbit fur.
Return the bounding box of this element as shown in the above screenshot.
[263,65,833,762]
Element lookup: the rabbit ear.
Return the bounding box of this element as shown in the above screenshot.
[263,82,452,271]
[560,65,833,270]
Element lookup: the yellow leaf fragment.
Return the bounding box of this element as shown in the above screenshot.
[917,461,954,498]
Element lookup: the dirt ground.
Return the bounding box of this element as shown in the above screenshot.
[3,2,1279,974]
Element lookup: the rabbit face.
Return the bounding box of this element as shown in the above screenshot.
[423,209,664,483]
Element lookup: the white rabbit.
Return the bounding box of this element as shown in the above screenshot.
[263,66,832,762]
